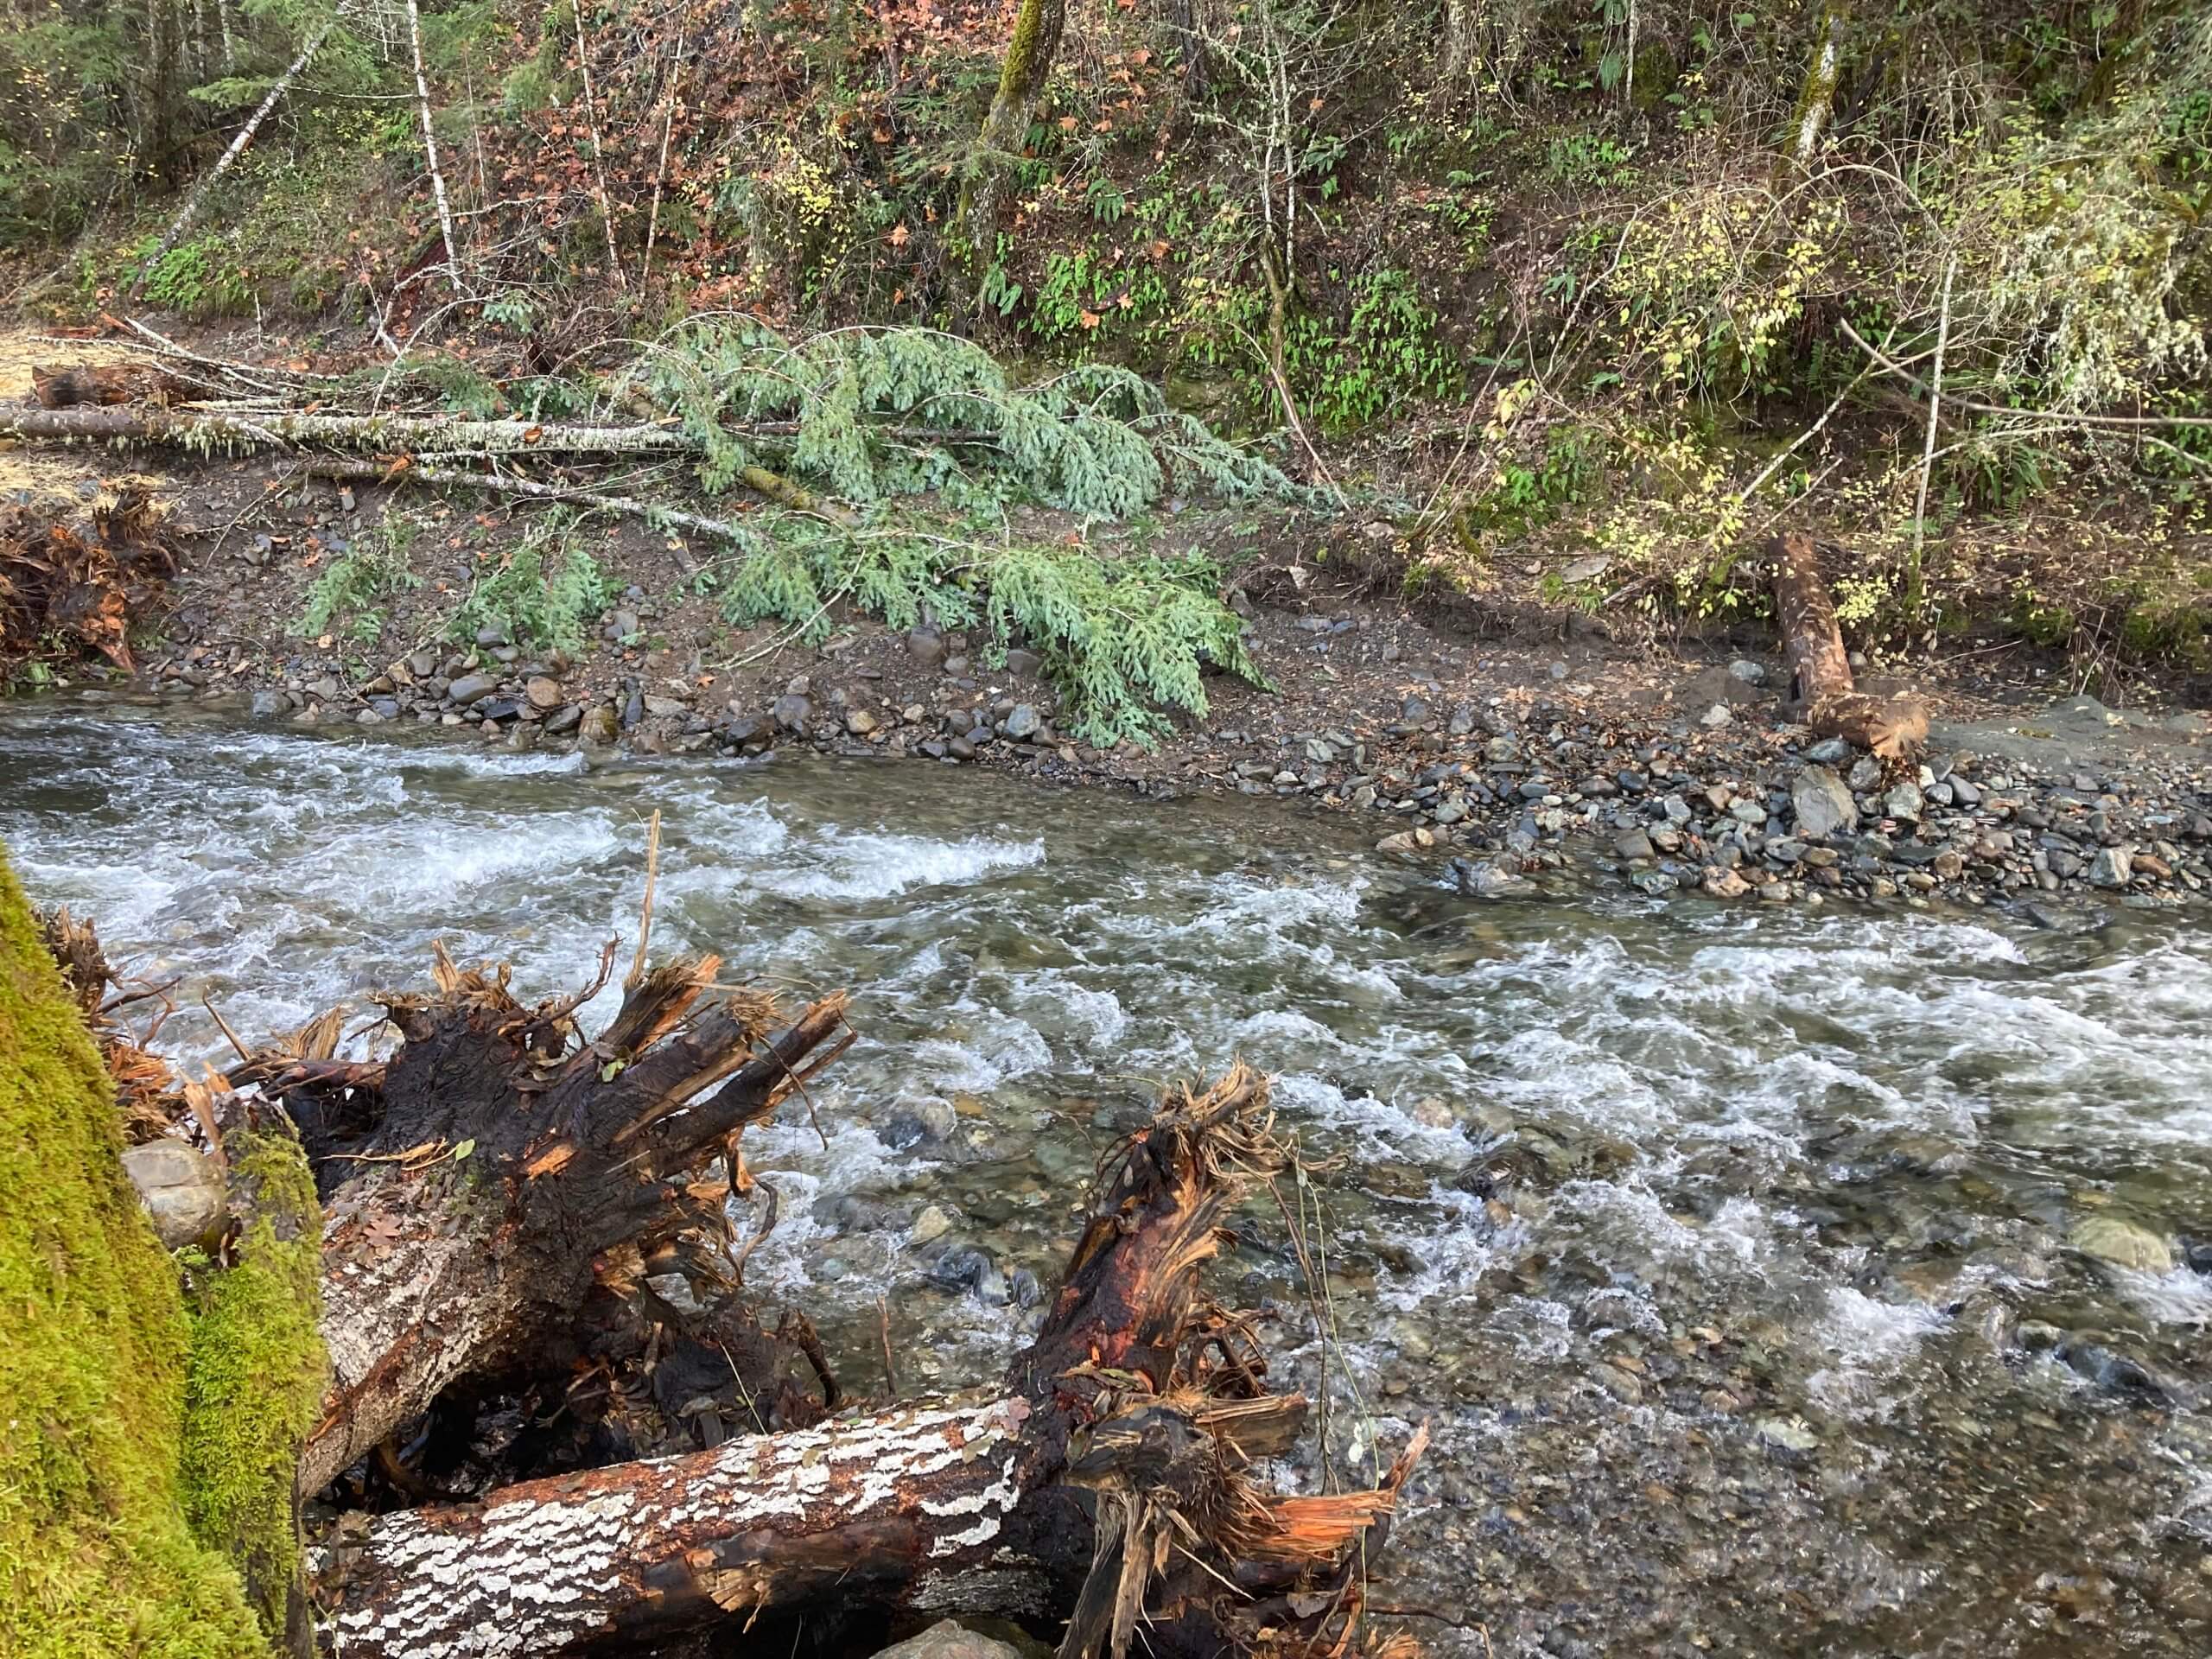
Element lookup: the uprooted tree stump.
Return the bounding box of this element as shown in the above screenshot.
[257,942,855,1499]
[1770,529,1929,762]
[309,1062,1421,1659]
[0,484,177,672]
[41,830,1422,1659]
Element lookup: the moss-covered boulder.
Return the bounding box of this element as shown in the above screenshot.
[0,848,323,1658]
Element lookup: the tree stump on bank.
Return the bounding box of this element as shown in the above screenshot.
[1770,529,1929,761]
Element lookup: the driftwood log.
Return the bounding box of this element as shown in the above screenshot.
[1770,529,1929,760]
[309,1063,1421,1657]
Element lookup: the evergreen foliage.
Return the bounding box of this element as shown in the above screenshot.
[639,321,1305,515]
[447,512,613,653]
[640,322,1294,746]
[293,520,423,643]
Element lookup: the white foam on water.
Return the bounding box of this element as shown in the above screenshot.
[907,1013,1052,1094]
[766,832,1043,900]
[1007,977,1128,1050]
[1805,1287,1948,1421]
[1269,1071,1472,1167]
[2113,1264,2212,1328]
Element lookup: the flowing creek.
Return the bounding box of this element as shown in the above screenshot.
[5,699,2211,1656]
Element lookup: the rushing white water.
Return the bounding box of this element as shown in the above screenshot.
[4,701,2209,1656]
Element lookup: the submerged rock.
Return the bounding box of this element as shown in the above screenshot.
[2068,1215,2173,1272]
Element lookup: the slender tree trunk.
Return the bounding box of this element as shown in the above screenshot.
[959,0,1067,275]
[1907,253,1957,617]
[571,0,628,289]
[640,25,688,284]
[1783,5,1847,172]
[404,0,461,291]
[131,22,334,293]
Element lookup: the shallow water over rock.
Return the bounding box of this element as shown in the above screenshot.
[5,701,2210,1655]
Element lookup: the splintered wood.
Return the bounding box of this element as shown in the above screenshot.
[311,1061,1427,1659]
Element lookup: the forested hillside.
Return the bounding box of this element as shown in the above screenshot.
[2,1,2209,665]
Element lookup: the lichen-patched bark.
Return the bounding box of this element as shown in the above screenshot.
[322,1395,1056,1655]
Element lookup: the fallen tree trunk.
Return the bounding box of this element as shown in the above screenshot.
[0,403,692,459]
[314,1065,1423,1658]
[1769,529,1928,760]
[265,941,854,1497]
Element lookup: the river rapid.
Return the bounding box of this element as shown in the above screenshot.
[5,698,2210,1657]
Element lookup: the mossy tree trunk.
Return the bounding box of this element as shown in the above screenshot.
[1,847,321,1659]
[1779,4,1847,180]
[959,0,1067,287]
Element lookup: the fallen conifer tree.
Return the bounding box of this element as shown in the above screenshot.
[2,321,1300,748]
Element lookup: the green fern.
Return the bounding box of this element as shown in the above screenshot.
[292,523,421,641]
[448,513,612,653]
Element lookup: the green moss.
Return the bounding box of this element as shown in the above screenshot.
[180,1135,327,1647]
[0,849,266,1658]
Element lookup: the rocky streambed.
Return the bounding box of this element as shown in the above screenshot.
[137,607,2212,919]
[3,700,2209,1656]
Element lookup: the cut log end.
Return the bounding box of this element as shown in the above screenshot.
[1769,529,1929,762]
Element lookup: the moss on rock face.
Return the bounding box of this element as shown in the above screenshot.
[0,846,302,1658]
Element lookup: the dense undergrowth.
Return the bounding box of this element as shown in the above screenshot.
[4,0,2210,678]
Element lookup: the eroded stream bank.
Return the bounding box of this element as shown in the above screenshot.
[4,702,2210,1656]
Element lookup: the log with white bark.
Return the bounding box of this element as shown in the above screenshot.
[0,403,692,459]
[1770,528,1928,760]
[313,1064,1425,1658]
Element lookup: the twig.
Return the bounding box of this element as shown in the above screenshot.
[877,1295,899,1401]
[1840,317,2212,429]
[626,808,662,991]
[1908,252,1957,614]
[200,995,253,1065]
[640,24,688,284]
